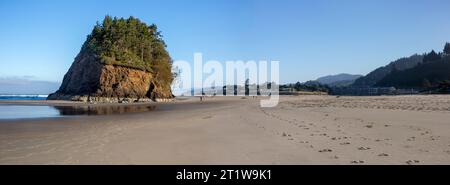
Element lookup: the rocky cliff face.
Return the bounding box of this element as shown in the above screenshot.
[48,50,173,103]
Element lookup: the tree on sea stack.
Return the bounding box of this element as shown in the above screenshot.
[48,16,174,103]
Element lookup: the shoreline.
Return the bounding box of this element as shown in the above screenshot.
[0,96,195,106]
[0,96,242,122]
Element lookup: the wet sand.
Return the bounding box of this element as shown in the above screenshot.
[1,95,450,164]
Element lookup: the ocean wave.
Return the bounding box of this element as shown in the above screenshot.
[0,94,48,100]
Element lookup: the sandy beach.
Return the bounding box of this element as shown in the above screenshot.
[1,95,450,164]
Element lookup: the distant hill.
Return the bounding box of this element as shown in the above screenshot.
[376,55,450,88]
[352,54,424,87]
[315,73,362,87]
[355,42,450,89]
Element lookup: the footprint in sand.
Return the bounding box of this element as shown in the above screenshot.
[281,132,291,137]
[202,116,213,119]
[405,160,420,165]
[378,153,389,157]
[357,147,371,150]
[318,149,332,153]
[429,136,440,141]
[350,160,365,164]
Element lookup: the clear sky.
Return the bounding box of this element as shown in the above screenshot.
[1,0,450,85]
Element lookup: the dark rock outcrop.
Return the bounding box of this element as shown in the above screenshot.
[48,46,173,103]
[48,16,174,103]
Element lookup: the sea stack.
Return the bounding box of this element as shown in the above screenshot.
[48,16,174,103]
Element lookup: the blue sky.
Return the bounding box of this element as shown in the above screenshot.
[1,0,450,85]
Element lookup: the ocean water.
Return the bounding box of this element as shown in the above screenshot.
[0,94,48,101]
[0,94,160,120]
[0,105,61,119]
[0,104,157,120]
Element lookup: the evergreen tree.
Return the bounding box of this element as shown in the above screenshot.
[423,50,441,63]
[444,42,450,55]
[83,16,174,86]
